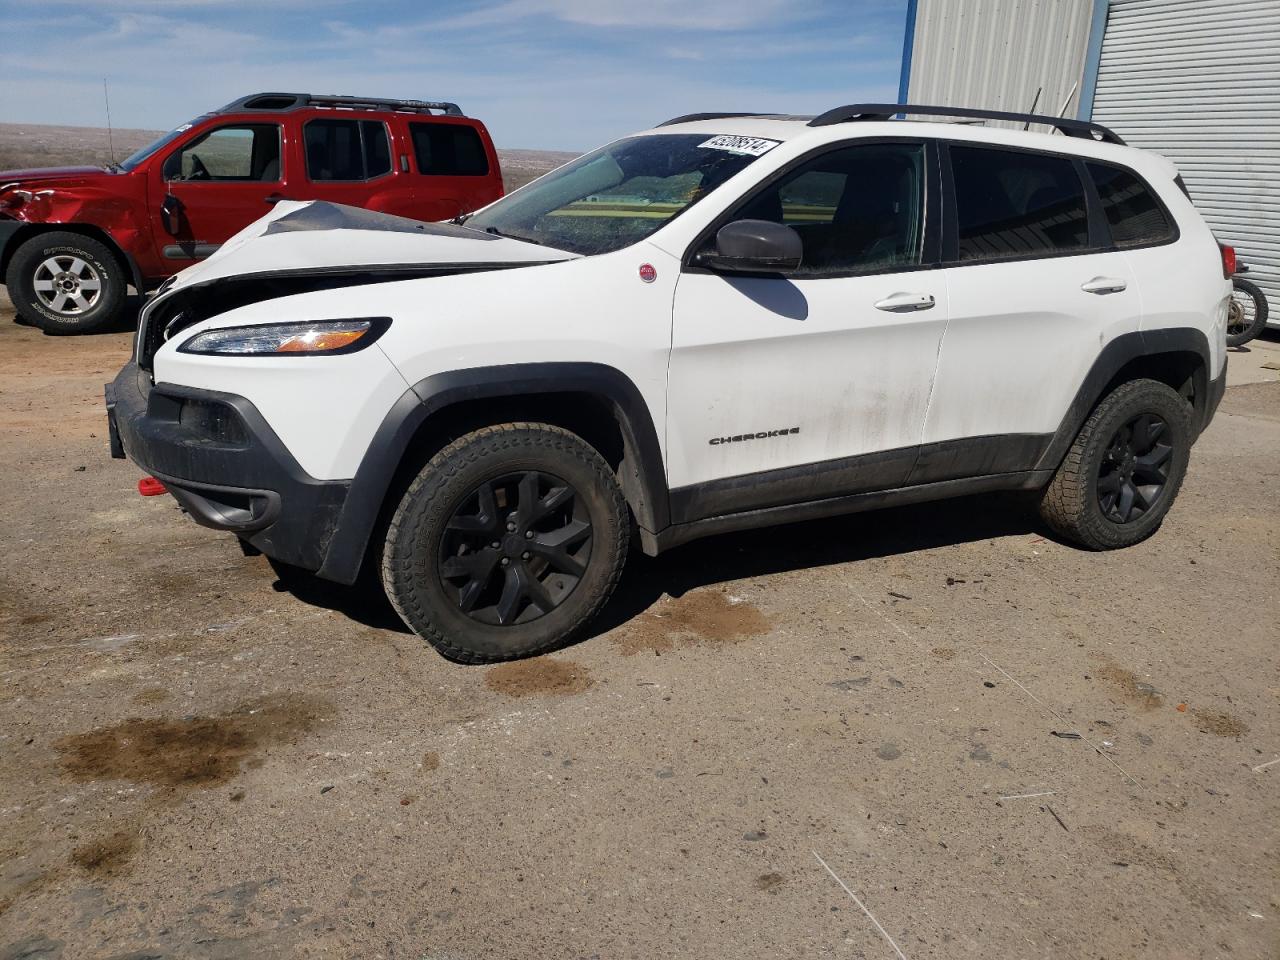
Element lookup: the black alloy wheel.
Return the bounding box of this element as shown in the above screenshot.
[438,470,593,626]
[1096,413,1173,524]
[383,423,630,662]
[1039,378,1192,551]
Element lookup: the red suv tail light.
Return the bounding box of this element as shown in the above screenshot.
[1220,243,1236,279]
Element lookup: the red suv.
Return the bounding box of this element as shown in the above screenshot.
[0,92,504,333]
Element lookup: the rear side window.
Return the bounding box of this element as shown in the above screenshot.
[305,119,391,181]
[950,146,1089,261]
[1087,163,1174,247]
[410,122,489,176]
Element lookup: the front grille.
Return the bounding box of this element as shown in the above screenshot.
[138,297,199,372]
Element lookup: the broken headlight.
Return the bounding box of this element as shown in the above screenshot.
[178,318,390,356]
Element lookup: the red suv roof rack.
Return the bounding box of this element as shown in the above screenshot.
[219,92,464,117]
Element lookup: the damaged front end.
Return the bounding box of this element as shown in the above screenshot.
[112,200,576,579]
[133,199,575,371]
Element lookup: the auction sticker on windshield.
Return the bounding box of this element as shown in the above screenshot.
[698,135,779,157]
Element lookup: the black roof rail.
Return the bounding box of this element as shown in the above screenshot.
[657,112,808,127]
[219,92,464,117]
[807,103,1125,145]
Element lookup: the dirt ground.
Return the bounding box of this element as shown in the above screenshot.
[0,293,1276,960]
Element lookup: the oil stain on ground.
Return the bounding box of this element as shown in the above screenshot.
[54,694,331,796]
[754,873,786,892]
[1191,707,1248,737]
[71,828,139,876]
[484,658,593,697]
[1094,658,1164,710]
[614,590,770,656]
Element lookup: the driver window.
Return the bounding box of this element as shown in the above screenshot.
[164,124,281,182]
[730,142,925,276]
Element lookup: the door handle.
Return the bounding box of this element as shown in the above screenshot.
[264,194,293,205]
[874,292,936,312]
[1081,276,1127,295]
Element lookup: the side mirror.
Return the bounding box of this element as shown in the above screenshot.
[160,193,183,236]
[696,219,802,274]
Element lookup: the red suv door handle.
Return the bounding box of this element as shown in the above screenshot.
[264,194,292,205]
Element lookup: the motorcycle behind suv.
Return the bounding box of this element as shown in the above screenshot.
[1226,258,1269,347]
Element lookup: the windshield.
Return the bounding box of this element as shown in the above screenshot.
[465,133,779,255]
[117,119,204,172]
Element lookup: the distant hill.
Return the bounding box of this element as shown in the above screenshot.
[0,122,578,193]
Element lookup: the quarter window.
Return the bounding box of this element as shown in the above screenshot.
[726,142,926,276]
[304,119,392,182]
[163,124,281,182]
[409,122,489,176]
[1087,163,1174,247]
[950,146,1089,261]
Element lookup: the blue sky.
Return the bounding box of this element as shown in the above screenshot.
[0,0,908,150]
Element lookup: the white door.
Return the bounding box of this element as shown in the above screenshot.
[666,140,948,519]
[923,143,1141,475]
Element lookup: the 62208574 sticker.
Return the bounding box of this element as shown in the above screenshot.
[697,135,780,157]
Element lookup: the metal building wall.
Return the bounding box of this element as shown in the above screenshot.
[904,0,1095,129]
[1088,0,1280,316]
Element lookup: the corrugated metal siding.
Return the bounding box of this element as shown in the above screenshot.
[1091,0,1280,314]
[907,0,1094,130]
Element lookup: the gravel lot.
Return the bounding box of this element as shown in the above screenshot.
[1,294,1276,960]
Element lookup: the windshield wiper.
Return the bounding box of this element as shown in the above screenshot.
[450,212,472,225]
[482,225,542,246]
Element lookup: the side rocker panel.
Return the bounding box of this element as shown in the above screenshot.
[316,362,669,584]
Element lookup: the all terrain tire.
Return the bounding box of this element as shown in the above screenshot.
[1039,378,1193,550]
[5,231,126,334]
[381,423,629,663]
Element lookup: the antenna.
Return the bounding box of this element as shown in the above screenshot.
[1057,82,1079,118]
[1022,87,1042,131]
[103,78,116,166]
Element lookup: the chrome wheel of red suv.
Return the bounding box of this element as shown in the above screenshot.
[5,231,126,334]
[32,254,103,317]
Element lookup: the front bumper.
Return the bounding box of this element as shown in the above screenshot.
[107,362,351,573]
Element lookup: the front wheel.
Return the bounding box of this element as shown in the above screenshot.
[381,423,630,663]
[1226,278,1269,348]
[4,231,127,334]
[1038,379,1193,550]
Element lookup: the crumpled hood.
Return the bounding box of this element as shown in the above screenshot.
[164,200,576,294]
[134,201,579,369]
[0,166,113,186]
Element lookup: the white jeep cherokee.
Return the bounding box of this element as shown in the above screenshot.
[107,103,1230,662]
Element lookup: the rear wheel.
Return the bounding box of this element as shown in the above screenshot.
[1039,379,1193,550]
[381,423,629,663]
[5,231,126,334]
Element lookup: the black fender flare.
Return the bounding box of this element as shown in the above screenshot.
[316,362,669,584]
[1035,327,1214,473]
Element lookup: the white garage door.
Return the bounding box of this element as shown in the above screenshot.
[1091,0,1280,321]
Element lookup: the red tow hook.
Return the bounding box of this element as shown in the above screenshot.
[137,476,168,497]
